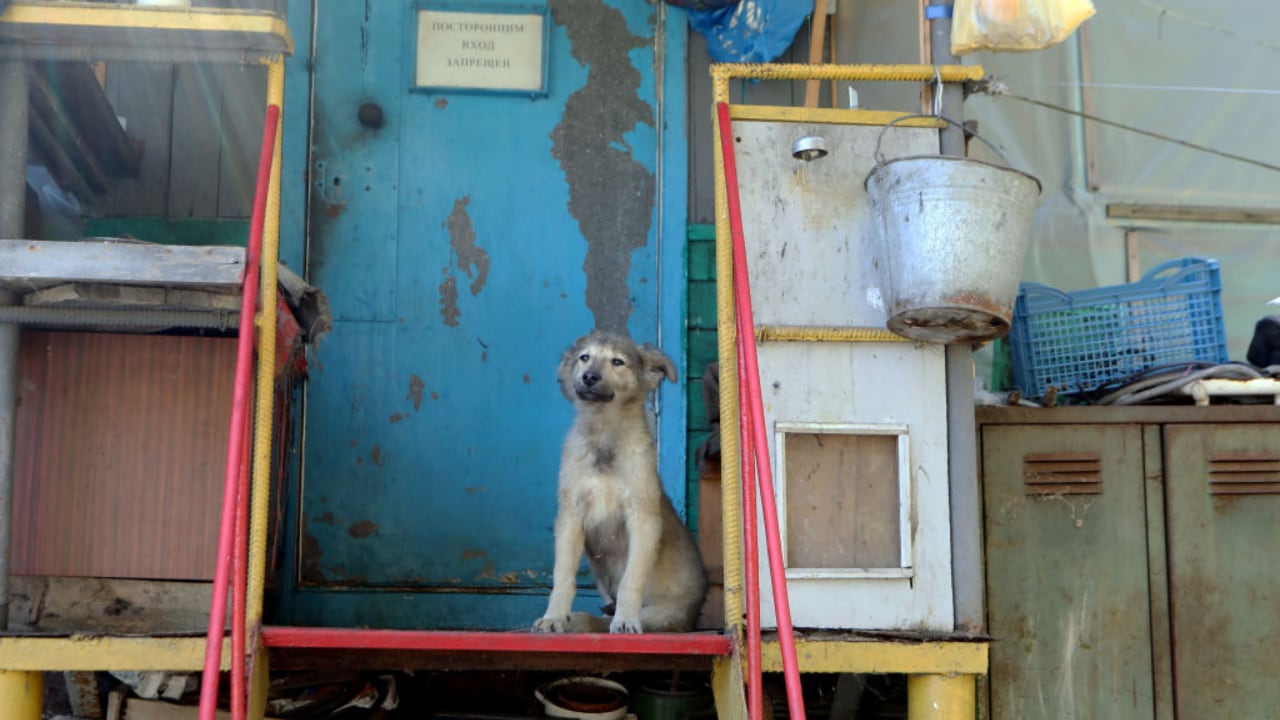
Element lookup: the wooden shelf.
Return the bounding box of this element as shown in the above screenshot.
[0,2,293,63]
[0,238,244,293]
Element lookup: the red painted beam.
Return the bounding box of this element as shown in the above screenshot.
[261,627,732,656]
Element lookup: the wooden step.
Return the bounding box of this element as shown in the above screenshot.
[262,626,733,673]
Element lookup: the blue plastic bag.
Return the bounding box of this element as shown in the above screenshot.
[687,0,815,64]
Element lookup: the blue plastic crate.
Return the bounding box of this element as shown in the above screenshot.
[1010,258,1229,399]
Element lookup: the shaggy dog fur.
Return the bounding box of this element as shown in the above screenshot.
[532,330,707,633]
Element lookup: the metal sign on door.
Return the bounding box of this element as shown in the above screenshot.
[289,0,686,629]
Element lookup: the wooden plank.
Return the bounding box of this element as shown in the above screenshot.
[167,64,224,218]
[9,576,218,634]
[28,67,109,192]
[101,61,175,217]
[760,637,988,675]
[39,60,141,176]
[785,432,900,569]
[0,239,244,288]
[26,99,95,200]
[1125,228,1141,282]
[1078,25,1099,191]
[730,105,946,127]
[11,331,236,579]
[25,282,166,307]
[0,636,230,672]
[803,0,829,108]
[216,63,267,217]
[1107,203,1280,225]
[20,282,242,311]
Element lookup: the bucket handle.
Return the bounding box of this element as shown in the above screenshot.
[874,113,1014,168]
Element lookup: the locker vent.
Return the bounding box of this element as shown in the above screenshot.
[1024,453,1102,496]
[1208,455,1280,495]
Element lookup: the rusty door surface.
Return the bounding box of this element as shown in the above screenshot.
[1164,423,1280,719]
[982,424,1157,719]
[289,0,685,629]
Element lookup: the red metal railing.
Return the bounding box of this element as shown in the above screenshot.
[199,103,280,720]
[716,101,807,720]
[196,99,778,720]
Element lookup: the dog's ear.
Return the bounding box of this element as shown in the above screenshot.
[557,336,587,402]
[639,344,677,390]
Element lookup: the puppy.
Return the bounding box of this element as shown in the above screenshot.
[533,330,707,634]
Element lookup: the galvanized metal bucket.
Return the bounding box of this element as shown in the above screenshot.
[865,116,1041,344]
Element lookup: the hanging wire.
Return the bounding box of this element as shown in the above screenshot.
[973,79,1280,175]
[1135,0,1280,54]
[1046,81,1280,96]
[932,65,943,117]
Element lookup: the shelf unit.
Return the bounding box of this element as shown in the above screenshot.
[0,3,291,714]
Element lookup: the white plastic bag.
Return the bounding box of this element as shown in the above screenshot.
[951,0,1096,55]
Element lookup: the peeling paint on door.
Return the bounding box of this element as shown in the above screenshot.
[294,0,681,629]
[549,0,655,333]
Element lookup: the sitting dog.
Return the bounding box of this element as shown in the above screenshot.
[533,330,707,634]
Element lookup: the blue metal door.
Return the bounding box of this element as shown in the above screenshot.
[290,0,686,629]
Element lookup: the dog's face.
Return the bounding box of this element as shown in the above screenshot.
[558,330,677,404]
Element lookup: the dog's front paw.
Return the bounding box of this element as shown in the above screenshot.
[533,615,569,633]
[609,616,644,634]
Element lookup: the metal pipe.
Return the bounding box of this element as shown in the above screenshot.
[717,101,807,720]
[928,2,965,156]
[737,330,762,720]
[928,0,986,635]
[907,673,975,720]
[0,58,31,634]
[0,671,42,720]
[0,306,239,329]
[198,102,279,720]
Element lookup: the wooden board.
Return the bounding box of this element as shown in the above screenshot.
[9,576,218,634]
[101,61,174,216]
[0,239,245,289]
[215,62,267,217]
[11,331,237,579]
[784,432,900,569]
[167,64,224,219]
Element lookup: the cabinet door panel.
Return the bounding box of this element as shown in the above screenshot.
[983,424,1155,720]
[1165,423,1280,720]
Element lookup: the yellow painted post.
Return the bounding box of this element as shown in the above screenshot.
[0,670,43,720]
[907,673,976,720]
[246,56,285,636]
[249,641,271,720]
[711,654,748,720]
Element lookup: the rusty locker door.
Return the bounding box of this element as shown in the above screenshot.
[1164,423,1280,719]
[982,424,1158,720]
[289,0,686,629]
